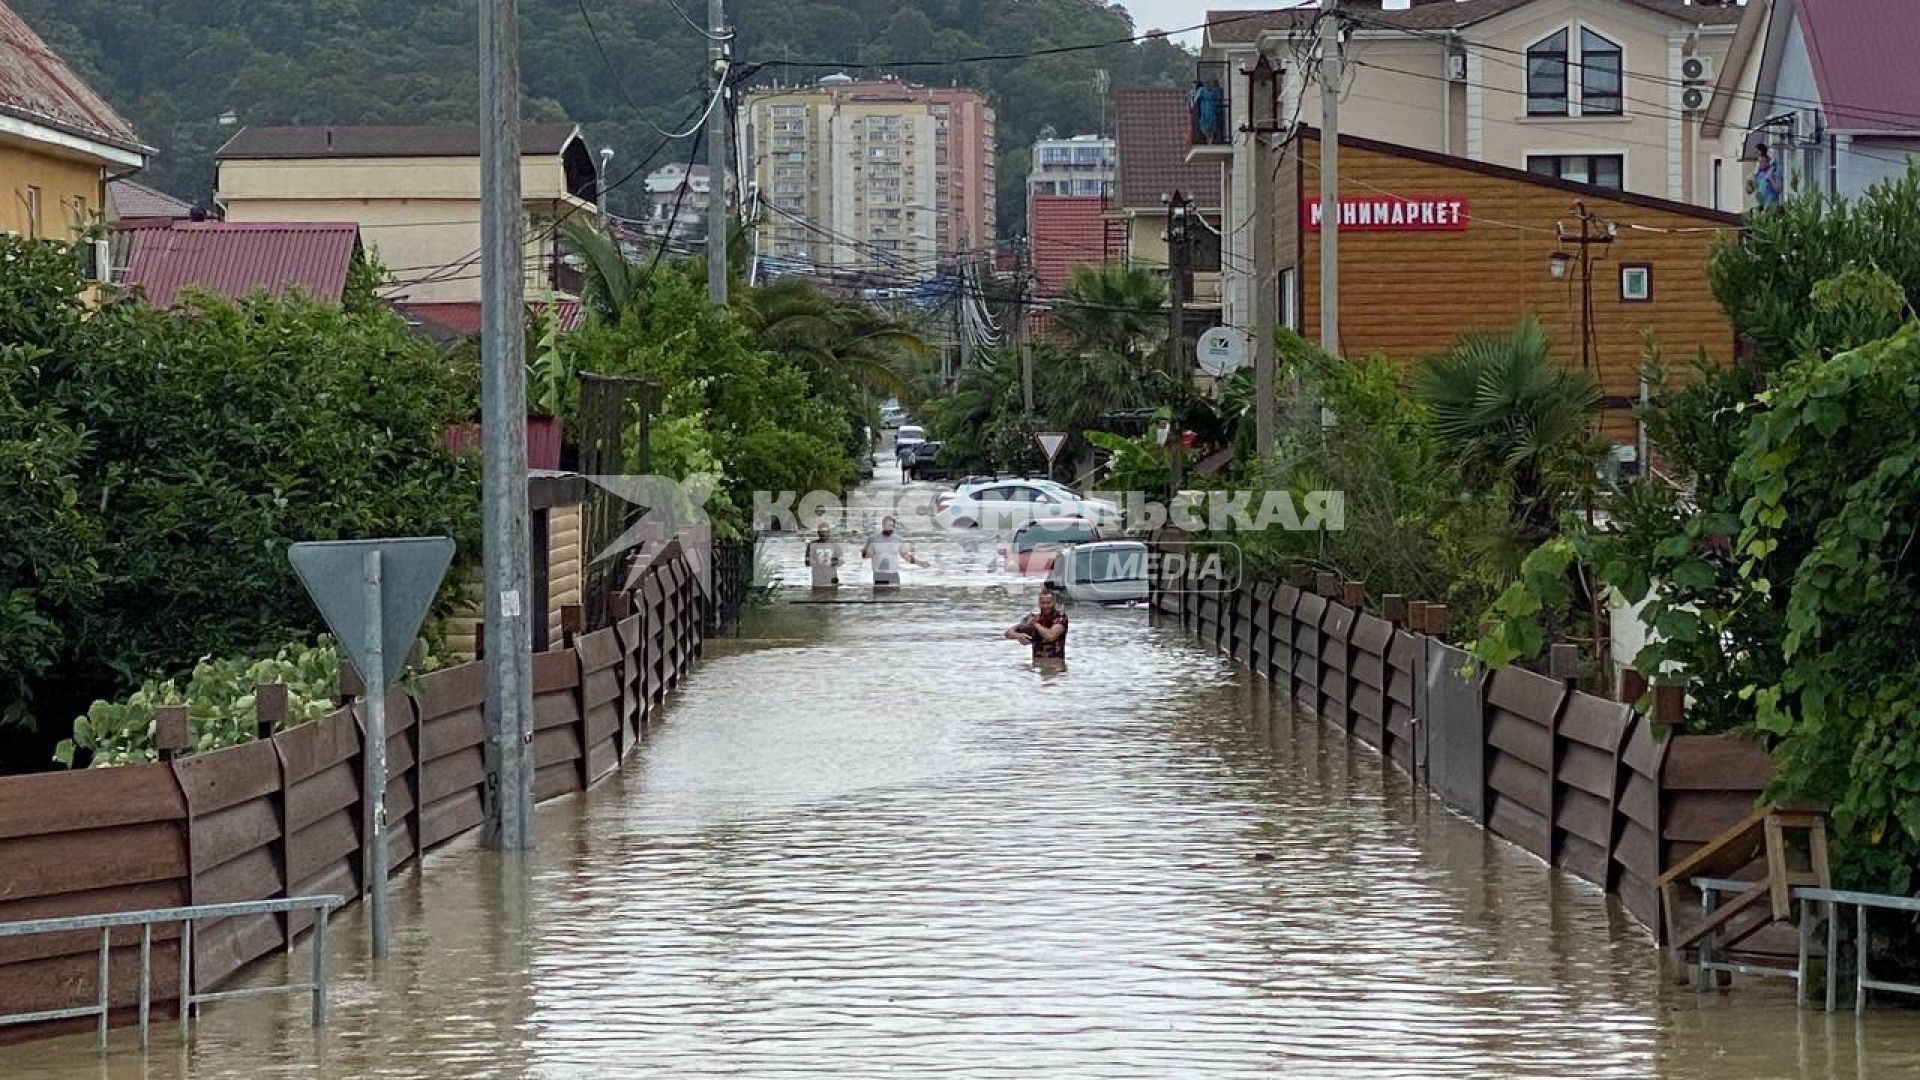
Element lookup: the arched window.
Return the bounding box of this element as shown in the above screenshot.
[1527,29,1569,116]
[1580,28,1624,115]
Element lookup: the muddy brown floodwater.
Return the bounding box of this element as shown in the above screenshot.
[9,467,1920,1079]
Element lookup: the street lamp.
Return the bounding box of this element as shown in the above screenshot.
[1548,251,1573,280]
[1243,52,1283,134]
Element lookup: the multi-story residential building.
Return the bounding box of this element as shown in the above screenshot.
[1741,0,1920,201]
[0,3,147,257]
[1028,134,1116,200]
[214,123,601,306]
[643,163,710,244]
[1195,0,1762,333]
[746,76,995,277]
[1114,88,1224,323]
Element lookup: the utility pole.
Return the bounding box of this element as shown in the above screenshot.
[1555,199,1614,685]
[1317,0,1343,357]
[479,0,533,851]
[1249,126,1277,458]
[1016,242,1034,416]
[1166,191,1191,497]
[706,0,730,305]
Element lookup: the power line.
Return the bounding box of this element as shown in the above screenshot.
[745,10,1273,74]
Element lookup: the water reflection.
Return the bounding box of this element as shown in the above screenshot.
[9,466,1920,1078]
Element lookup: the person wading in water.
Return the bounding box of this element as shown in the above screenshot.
[1005,586,1069,660]
[861,515,928,587]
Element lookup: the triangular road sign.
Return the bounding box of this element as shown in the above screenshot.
[290,537,455,689]
[1035,432,1068,463]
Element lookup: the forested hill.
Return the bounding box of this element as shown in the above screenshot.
[19,0,1193,235]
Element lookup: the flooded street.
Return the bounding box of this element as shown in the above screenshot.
[9,466,1920,1078]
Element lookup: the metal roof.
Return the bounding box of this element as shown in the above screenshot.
[0,2,143,153]
[1790,0,1920,134]
[121,222,361,307]
[216,123,581,160]
[1029,195,1111,297]
[109,179,195,221]
[1114,88,1224,210]
[1204,1,1743,44]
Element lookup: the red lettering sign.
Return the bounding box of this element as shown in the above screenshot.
[1303,195,1471,232]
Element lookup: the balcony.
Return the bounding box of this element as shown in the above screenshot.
[1187,61,1232,155]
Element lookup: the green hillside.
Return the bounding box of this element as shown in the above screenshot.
[19,0,1193,236]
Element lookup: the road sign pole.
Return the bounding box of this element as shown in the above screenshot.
[362,548,390,959]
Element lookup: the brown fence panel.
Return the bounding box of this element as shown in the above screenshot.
[1270,584,1301,687]
[275,708,362,940]
[356,687,418,876]
[532,649,585,802]
[1660,735,1774,870]
[1615,716,1668,933]
[641,572,666,707]
[0,765,190,1035]
[1318,602,1356,732]
[1555,693,1632,889]
[173,740,285,990]
[1483,667,1565,862]
[413,662,489,851]
[575,625,624,788]
[1291,591,1327,715]
[1384,630,1422,775]
[615,610,646,751]
[1248,583,1273,677]
[1231,586,1254,665]
[1348,613,1394,754]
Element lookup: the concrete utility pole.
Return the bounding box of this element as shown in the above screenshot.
[1317,0,1343,357]
[1250,126,1278,458]
[1016,242,1035,416]
[707,0,730,306]
[479,0,534,851]
[1166,192,1190,497]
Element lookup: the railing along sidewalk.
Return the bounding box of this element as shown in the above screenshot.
[0,895,344,1051]
[1692,877,1920,1013]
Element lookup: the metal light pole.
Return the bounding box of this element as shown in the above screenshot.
[1166,191,1190,498]
[479,0,534,851]
[1317,0,1343,357]
[707,0,730,305]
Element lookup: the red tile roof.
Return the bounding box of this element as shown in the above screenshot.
[0,3,142,152]
[121,222,361,307]
[396,299,584,340]
[1029,196,1111,297]
[1791,0,1920,134]
[1115,88,1224,211]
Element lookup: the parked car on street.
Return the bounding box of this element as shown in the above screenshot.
[880,405,907,428]
[1000,517,1103,574]
[933,479,1121,530]
[902,440,951,481]
[1044,539,1150,604]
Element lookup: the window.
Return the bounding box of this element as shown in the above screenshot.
[1278,268,1297,330]
[1527,153,1624,190]
[1712,157,1724,211]
[1620,264,1652,303]
[1527,30,1569,116]
[1579,29,1623,115]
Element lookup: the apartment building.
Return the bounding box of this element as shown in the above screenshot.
[1028,134,1116,200]
[746,76,994,277]
[1196,0,1763,332]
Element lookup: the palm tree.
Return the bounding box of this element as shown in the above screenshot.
[1051,264,1167,368]
[740,278,925,399]
[559,217,644,319]
[1411,314,1605,543]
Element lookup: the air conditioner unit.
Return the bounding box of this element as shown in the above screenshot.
[1681,85,1710,112]
[1446,51,1468,82]
[1681,54,1714,83]
[1795,108,1823,144]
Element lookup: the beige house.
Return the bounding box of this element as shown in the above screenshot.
[1197,0,1764,332]
[214,123,600,305]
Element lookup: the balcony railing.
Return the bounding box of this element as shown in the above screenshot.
[1189,62,1231,147]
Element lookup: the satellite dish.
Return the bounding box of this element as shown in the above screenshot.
[1195,327,1250,377]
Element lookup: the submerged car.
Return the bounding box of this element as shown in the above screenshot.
[1044,540,1150,604]
[902,440,949,481]
[933,479,1121,530]
[1001,517,1103,575]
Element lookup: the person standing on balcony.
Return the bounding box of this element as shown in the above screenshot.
[1189,80,1208,144]
[1202,80,1227,144]
[1751,144,1784,209]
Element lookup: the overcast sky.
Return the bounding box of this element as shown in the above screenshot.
[1122,1,1416,46]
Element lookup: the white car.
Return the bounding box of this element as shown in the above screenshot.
[933,479,1121,530]
[1044,540,1151,604]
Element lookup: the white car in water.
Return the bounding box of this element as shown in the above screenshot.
[933,478,1121,530]
[1044,539,1151,605]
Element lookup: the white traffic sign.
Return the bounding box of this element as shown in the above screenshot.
[1196,326,1250,377]
[1035,432,1068,463]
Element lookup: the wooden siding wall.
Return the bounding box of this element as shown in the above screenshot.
[0,546,728,1044]
[1290,134,1738,441]
[547,504,584,650]
[1150,547,1773,939]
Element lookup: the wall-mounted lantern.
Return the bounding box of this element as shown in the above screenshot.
[1244,53,1283,134]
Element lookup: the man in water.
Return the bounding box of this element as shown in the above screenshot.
[862,515,928,587]
[806,521,841,588]
[1005,586,1069,660]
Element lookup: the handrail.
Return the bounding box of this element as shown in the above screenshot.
[1689,876,1920,1013]
[0,894,344,1051]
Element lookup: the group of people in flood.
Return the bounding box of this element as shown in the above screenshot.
[806,519,1067,661]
